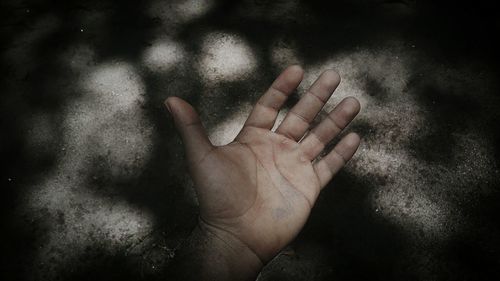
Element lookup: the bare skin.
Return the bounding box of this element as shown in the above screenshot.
[165,65,361,280]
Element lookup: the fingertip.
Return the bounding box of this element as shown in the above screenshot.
[285,64,305,82]
[345,132,361,148]
[342,96,361,115]
[164,97,195,123]
[325,69,341,80]
[164,97,174,114]
[273,65,304,93]
[323,69,341,87]
[165,96,183,105]
[287,64,304,75]
[165,96,191,113]
[314,69,340,93]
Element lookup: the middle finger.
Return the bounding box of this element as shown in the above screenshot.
[275,70,341,141]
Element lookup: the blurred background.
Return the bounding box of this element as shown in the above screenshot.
[1,0,499,280]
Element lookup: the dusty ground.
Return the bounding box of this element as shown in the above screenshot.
[1,0,500,280]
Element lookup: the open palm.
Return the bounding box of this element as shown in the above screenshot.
[166,65,360,264]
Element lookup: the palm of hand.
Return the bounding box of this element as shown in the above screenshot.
[194,126,320,261]
[166,65,361,263]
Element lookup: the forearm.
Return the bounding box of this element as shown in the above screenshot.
[168,220,263,281]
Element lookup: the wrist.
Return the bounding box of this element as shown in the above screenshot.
[194,218,264,280]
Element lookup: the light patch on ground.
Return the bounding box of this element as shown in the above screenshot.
[354,145,408,176]
[305,43,424,146]
[142,39,186,73]
[374,182,450,239]
[303,44,412,110]
[349,144,453,241]
[63,61,153,174]
[29,176,154,278]
[81,62,145,109]
[24,60,155,278]
[198,32,257,84]
[31,175,153,247]
[305,43,454,240]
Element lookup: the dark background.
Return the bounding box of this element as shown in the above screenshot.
[1,0,500,280]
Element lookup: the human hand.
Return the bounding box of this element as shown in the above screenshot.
[165,65,361,280]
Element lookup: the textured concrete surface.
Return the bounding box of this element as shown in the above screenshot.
[1,0,500,280]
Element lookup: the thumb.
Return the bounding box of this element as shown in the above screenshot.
[165,97,214,164]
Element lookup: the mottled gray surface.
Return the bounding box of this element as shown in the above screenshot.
[2,0,500,280]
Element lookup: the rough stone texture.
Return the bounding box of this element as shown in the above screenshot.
[1,0,499,280]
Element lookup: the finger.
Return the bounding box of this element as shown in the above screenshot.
[300,97,360,160]
[242,65,304,130]
[276,70,340,141]
[165,97,214,164]
[313,133,360,188]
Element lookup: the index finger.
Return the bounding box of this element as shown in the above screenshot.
[241,65,304,130]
